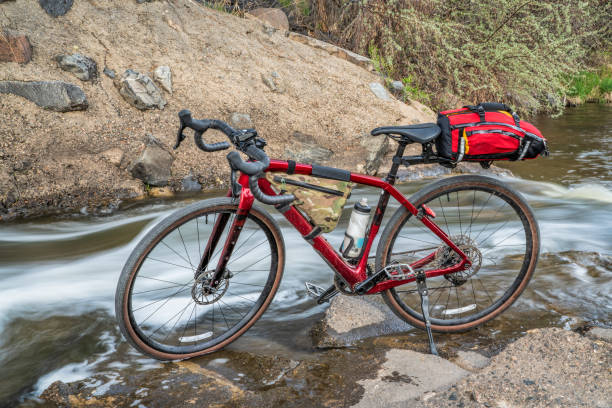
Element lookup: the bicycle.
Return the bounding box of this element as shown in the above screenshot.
[115,110,540,360]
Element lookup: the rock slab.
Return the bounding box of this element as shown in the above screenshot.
[0,80,87,111]
[119,69,166,110]
[249,8,289,31]
[54,53,97,81]
[0,33,32,63]
[312,295,410,348]
[353,349,469,407]
[38,0,73,17]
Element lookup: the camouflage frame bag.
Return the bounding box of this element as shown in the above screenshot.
[265,173,353,233]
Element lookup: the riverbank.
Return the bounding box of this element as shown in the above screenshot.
[29,326,611,407]
[0,0,433,222]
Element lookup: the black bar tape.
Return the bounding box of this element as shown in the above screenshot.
[249,175,295,206]
[311,164,351,181]
[227,151,265,175]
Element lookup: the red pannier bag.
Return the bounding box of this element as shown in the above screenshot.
[436,102,548,163]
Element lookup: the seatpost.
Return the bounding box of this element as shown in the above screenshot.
[385,141,409,185]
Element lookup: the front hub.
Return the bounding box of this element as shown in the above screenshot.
[191,270,231,305]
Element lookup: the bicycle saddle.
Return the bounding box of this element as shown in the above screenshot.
[371,123,441,144]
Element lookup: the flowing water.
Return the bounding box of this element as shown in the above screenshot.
[1,104,610,406]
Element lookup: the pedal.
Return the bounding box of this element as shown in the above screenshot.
[383,262,416,281]
[416,272,439,356]
[305,282,338,304]
[316,285,339,304]
[305,282,327,298]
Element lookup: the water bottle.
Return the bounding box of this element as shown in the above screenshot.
[341,197,371,259]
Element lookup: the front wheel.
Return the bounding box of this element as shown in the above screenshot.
[115,198,285,360]
[377,175,540,332]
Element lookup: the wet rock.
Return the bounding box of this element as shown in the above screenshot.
[40,359,250,407]
[40,380,81,406]
[148,186,173,198]
[181,174,201,192]
[119,69,166,110]
[153,65,172,94]
[369,82,392,101]
[38,0,73,17]
[248,8,289,31]
[354,349,469,407]
[100,148,124,167]
[0,32,32,64]
[0,80,87,112]
[54,53,98,81]
[312,295,410,348]
[229,112,253,129]
[359,132,389,175]
[284,131,333,163]
[103,67,116,79]
[130,135,174,186]
[454,350,490,371]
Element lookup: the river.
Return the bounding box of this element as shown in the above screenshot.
[1,104,610,406]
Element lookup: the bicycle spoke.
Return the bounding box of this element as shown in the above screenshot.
[160,241,195,272]
[177,226,193,269]
[147,257,195,271]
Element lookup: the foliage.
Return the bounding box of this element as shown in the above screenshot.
[304,0,612,114]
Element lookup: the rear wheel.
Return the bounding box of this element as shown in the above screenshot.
[115,198,284,360]
[377,175,539,332]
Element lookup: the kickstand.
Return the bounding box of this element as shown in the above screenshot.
[416,272,439,356]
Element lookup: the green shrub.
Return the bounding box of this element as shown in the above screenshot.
[600,76,612,94]
[567,71,600,99]
[305,0,612,114]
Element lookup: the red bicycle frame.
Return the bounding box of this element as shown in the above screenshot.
[205,157,471,295]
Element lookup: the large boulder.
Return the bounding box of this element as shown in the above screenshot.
[311,295,410,348]
[54,53,97,81]
[130,135,174,186]
[0,80,87,111]
[284,131,333,163]
[360,132,389,175]
[119,69,166,110]
[0,33,32,64]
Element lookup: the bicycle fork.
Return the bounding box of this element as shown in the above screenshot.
[198,187,254,287]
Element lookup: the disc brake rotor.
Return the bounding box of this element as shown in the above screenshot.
[191,270,230,305]
[436,235,483,286]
